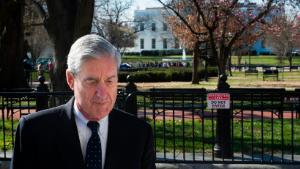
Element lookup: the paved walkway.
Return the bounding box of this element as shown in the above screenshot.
[1,151,299,169]
[156,163,300,169]
[0,161,299,169]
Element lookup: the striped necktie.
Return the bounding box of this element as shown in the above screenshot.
[85,121,102,169]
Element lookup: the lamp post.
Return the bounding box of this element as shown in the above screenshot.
[214,74,232,158]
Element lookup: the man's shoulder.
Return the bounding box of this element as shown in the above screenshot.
[110,109,151,129]
[20,103,70,129]
[23,98,73,122]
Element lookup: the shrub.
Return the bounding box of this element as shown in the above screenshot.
[122,52,141,56]
[140,49,191,56]
[140,50,160,56]
[118,67,218,82]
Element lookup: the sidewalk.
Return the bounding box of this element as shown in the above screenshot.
[1,151,299,169]
[156,163,300,169]
[1,161,299,169]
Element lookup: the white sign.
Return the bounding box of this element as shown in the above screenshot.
[207,93,230,109]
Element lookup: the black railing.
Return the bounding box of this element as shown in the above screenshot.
[130,88,300,164]
[0,91,73,160]
[0,88,299,164]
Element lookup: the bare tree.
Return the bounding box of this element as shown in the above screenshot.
[24,1,53,61]
[157,0,284,86]
[265,13,300,69]
[31,0,95,93]
[93,0,136,52]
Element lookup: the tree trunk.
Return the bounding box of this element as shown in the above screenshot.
[192,41,200,84]
[228,54,232,76]
[217,47,231,88]
[51,40,72,92]
[204,60,208,81]
[41,0,94,106]
[237,54,242,72]
[208,53,218,66]
[73,0,94,40]
[289,55,292,72]
[218,48,230,76]
[0,0,27,90]
[45,0,95,93]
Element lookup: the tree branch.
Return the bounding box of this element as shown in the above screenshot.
[229,0,275,48]
[157,0,206,36]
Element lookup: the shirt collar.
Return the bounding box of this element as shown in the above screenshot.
[73,102,109,133]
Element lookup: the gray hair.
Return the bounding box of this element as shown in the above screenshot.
[67,34,121,76]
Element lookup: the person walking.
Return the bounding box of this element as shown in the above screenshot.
[10,34,156,169]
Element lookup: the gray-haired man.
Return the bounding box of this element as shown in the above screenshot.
[11,34,156,169]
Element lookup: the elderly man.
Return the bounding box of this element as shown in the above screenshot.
[11,34,156,169]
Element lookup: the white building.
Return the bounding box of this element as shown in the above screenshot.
[131,7,180,53]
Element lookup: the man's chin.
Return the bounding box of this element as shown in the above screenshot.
[93,107,111,115]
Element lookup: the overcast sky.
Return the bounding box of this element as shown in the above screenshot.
[127,0,162,19]
[133,0,162,10]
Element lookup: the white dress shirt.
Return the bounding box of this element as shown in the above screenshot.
[73,103,108,169]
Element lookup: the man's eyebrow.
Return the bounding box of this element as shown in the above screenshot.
[107,75,117,79]
[83,76,98,81]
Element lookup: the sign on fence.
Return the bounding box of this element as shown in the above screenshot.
[207,93,230,109]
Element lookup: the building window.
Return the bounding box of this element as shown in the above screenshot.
[151,23,156,31]
[163,23,168,31]
[140,39,144,49]
[152,39,156,49]
[140,23,144,31]
[163,39,168,49]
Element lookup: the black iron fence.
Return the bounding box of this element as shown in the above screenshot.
[0,87,299,164]
[130,88,300,164]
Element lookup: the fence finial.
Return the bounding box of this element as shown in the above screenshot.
[217,74,230,90]
[125,75,137,116]
[36,74,49,111]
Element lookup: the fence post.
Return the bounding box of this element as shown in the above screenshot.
[125,75,137,116]
[36,74,49,111]
[214,74,233,158]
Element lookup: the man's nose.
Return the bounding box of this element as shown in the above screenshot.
[95,84,108,97]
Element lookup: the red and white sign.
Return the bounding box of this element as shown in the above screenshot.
[207,93,230,109]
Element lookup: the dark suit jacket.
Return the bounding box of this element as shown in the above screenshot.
[11,98,156,169]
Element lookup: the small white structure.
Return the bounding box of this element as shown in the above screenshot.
[131,7,180,53]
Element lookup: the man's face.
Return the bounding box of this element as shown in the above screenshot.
[66,56,118,121]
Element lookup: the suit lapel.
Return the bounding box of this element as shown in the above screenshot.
[57,98,85,169]
[104,110,119,169]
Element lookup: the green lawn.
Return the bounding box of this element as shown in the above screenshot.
[122,54,300,66]
[122,55,193,63]
[126,70,300,90]
[2,118,299,154]
[150,118,300,154]
[0,120,18,151]
[231,55,300,66]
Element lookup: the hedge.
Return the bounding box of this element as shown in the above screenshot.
[118,67,218,82]
[138,49,193,56]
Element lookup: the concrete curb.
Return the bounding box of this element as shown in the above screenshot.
[156,163,300,169]
[1,161,299,169]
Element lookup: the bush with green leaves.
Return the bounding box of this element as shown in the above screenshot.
[119,67,218,82]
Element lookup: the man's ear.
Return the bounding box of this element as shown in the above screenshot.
[66,70,75,90]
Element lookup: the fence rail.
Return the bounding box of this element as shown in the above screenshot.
[0,88,299,164]
[131,89,300,164]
